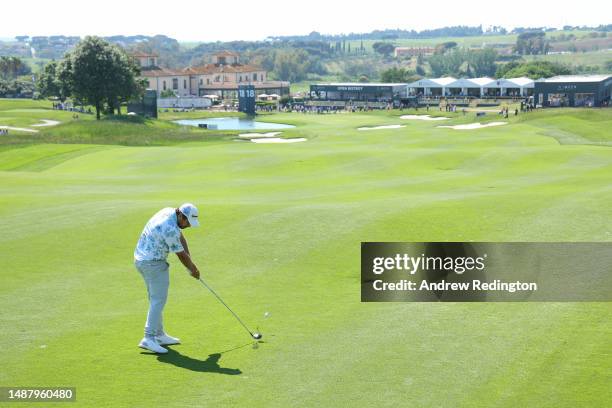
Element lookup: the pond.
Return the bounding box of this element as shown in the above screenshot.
[174,117,295,130]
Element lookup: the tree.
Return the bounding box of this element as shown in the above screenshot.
[495,61,520,78]
[515,32,549,55]
[372,42,395,57]
[0,78,35,97]
[467,48,498,77]
[434,41,458,55]
[380,67,420,83]
[273,48,308,82]
[0,56,31,79]
[56,59,74,102]
[37,60,74,102]
[37,60,61,99]
[496,61,572,79]
[62,36,143,119]
[343,60,379,81]
[105,53,143,114]
[429,48,465,77]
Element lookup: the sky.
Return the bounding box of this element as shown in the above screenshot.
[0,0,610,42]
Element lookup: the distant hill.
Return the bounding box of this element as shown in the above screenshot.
[1,34,178,60]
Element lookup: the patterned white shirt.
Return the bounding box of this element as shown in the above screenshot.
[134,207,184,261]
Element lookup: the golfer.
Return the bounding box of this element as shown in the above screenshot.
[134,203,201,354]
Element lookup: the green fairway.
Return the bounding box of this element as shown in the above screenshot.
[0,99,85,129]
[0,100,611,407]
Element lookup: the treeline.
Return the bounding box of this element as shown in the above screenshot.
[429,47,498,77]
[12,34,180,60]
[378,59,576,84]
[510,25,611,34]
[268,26,485,41]
[562,24,612,32]
[0,56,34,97]
[495,61,572,79]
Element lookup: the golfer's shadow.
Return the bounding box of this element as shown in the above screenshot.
[146,348,242,375]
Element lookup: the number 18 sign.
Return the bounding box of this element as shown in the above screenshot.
[238,85,256,115]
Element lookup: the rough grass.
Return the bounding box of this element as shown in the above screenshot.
[517,108,612,145]
[0,99,250,145]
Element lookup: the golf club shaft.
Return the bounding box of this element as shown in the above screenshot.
[198,277,254,337]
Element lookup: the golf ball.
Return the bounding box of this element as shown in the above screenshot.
[253,333,262,339]
[264,312,270,318]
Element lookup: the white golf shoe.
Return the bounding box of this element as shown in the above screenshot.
[155,333,180,346]
[138,337,168,354]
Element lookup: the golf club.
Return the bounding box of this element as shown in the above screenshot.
[197,277,262,340]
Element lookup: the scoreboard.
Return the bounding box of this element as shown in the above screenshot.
[238,85,256,115]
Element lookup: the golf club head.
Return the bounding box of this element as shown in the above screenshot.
[252,332,262,340]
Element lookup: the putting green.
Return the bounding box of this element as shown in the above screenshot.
[0,100,610,407]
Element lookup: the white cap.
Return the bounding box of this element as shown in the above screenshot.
[179,203,200,227]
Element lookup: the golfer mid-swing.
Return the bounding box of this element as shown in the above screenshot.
[134,203,201,354]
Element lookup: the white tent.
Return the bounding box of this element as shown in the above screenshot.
[430,77,457,87]
[445,78,483,96]
[407,77,457,96]
[407,76,534,97]
[507,77,534,87]
[487,78,531,96]
[469,77,496,87]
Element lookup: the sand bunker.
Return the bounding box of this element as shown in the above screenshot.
[438,122,507,130]
[251,138,306,144]
[1,119,61,133]
[0,125,38,133]
[238,132,282,139]
[357,125,405,130]
[400,115,450,121]
[31,119,61,127]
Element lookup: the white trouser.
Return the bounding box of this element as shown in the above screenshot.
[134,260,169,338]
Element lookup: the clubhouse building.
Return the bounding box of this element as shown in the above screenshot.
[135,51,289,99]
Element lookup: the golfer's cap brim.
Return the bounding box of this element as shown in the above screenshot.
[188,216,200,227]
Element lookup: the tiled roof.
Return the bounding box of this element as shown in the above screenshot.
[201,81,290,90]
[131,52,158,58]
[214,50,239,57]
[141,68,189,78]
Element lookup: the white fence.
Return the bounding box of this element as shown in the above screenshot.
[157,97,212,109]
